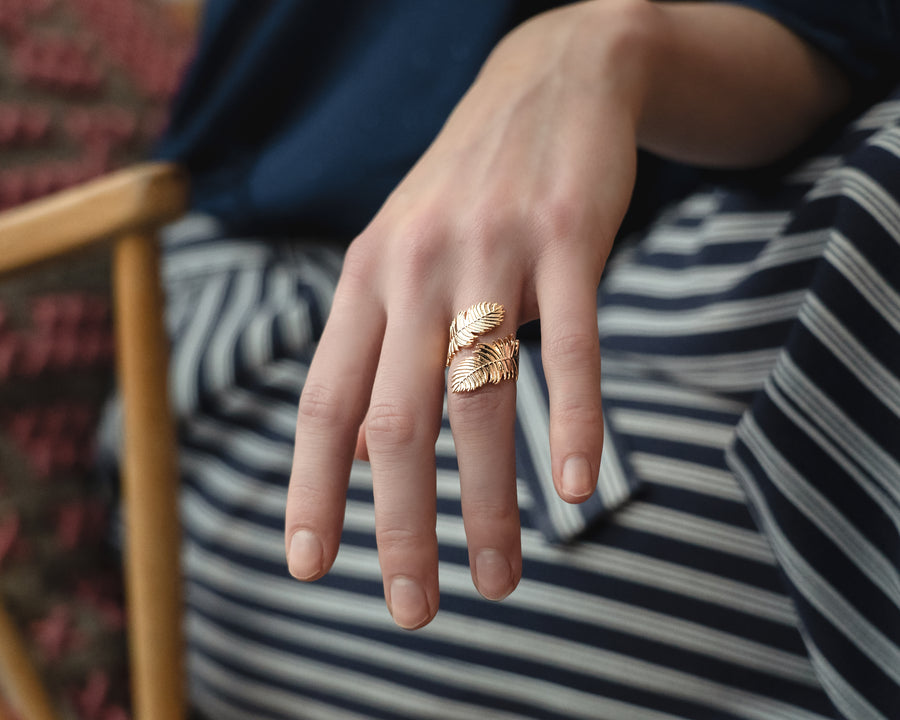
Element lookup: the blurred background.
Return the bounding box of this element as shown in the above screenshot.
[0,2,196,717]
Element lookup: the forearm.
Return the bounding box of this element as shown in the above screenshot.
[636,2,851,166]
[503,0,852,169]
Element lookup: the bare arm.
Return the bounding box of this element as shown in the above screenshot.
[481,0,850,167]
[635,1,850,165]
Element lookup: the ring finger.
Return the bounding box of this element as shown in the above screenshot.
[446,295,522,601]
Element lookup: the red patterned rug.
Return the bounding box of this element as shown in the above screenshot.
[0,2,193,717]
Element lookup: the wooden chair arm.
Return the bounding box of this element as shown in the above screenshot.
[0,604,56,720]
[0,162,190,720]
[0,162,188,274]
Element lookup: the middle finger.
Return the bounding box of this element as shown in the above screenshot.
[366,307,446,629]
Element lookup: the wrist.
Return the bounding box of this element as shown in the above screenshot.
[563,0,661,130]
[485,0,659,129]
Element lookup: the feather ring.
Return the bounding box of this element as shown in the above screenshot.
[450,333,519,393]
[446,301,505,366]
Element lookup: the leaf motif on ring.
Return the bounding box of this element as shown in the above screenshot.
[446,301,505,366]
[450,334,519,393]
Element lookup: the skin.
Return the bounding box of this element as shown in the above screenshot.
[284,0,850,629]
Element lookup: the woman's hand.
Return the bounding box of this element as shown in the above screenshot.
[285,0,849,629]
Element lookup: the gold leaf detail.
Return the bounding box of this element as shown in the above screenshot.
[450,334,519,393]
[446,302,505,366]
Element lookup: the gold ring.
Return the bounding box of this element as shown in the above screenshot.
[446,302,519,393]
[450,333,519,393]
[446,301,505,366]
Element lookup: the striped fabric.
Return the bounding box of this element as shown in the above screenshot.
[112,86,900,719]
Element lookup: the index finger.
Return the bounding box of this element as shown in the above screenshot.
[285,279,384,581]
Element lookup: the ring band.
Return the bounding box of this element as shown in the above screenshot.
[446,301,518,393]
[446,301,505,367]
[449,333,519,393]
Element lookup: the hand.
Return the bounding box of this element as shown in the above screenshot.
[285,0,642,628]
[284,0,849,629]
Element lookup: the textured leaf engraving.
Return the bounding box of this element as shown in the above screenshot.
[450,333,519,393]
[446,302,505,366]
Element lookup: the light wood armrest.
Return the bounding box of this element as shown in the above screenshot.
[0,163,188,275]
[0,602,57,720]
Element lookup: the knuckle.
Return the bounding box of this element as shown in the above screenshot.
[463,498,519,527]
[450,385,507,422]
[533,192,581,249]
[339,239,374,291]
[553,395,604,430]
[297,381,348,428]
[365,399,420,449]
[377,524,434,554]
[286,468,333,507]
[392,214,447,283]
[544,330,599,368]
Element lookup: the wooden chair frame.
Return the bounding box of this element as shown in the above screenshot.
[0,163,189,720]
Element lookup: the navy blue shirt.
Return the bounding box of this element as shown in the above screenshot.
[158,0,900,237]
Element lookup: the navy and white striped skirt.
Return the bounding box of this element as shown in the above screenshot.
[118,89,900,720]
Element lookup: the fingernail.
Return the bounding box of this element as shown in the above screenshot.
[389,576,430,629]
[288,530,323,580]
[561,455,595,501]
[474,548,513,601]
